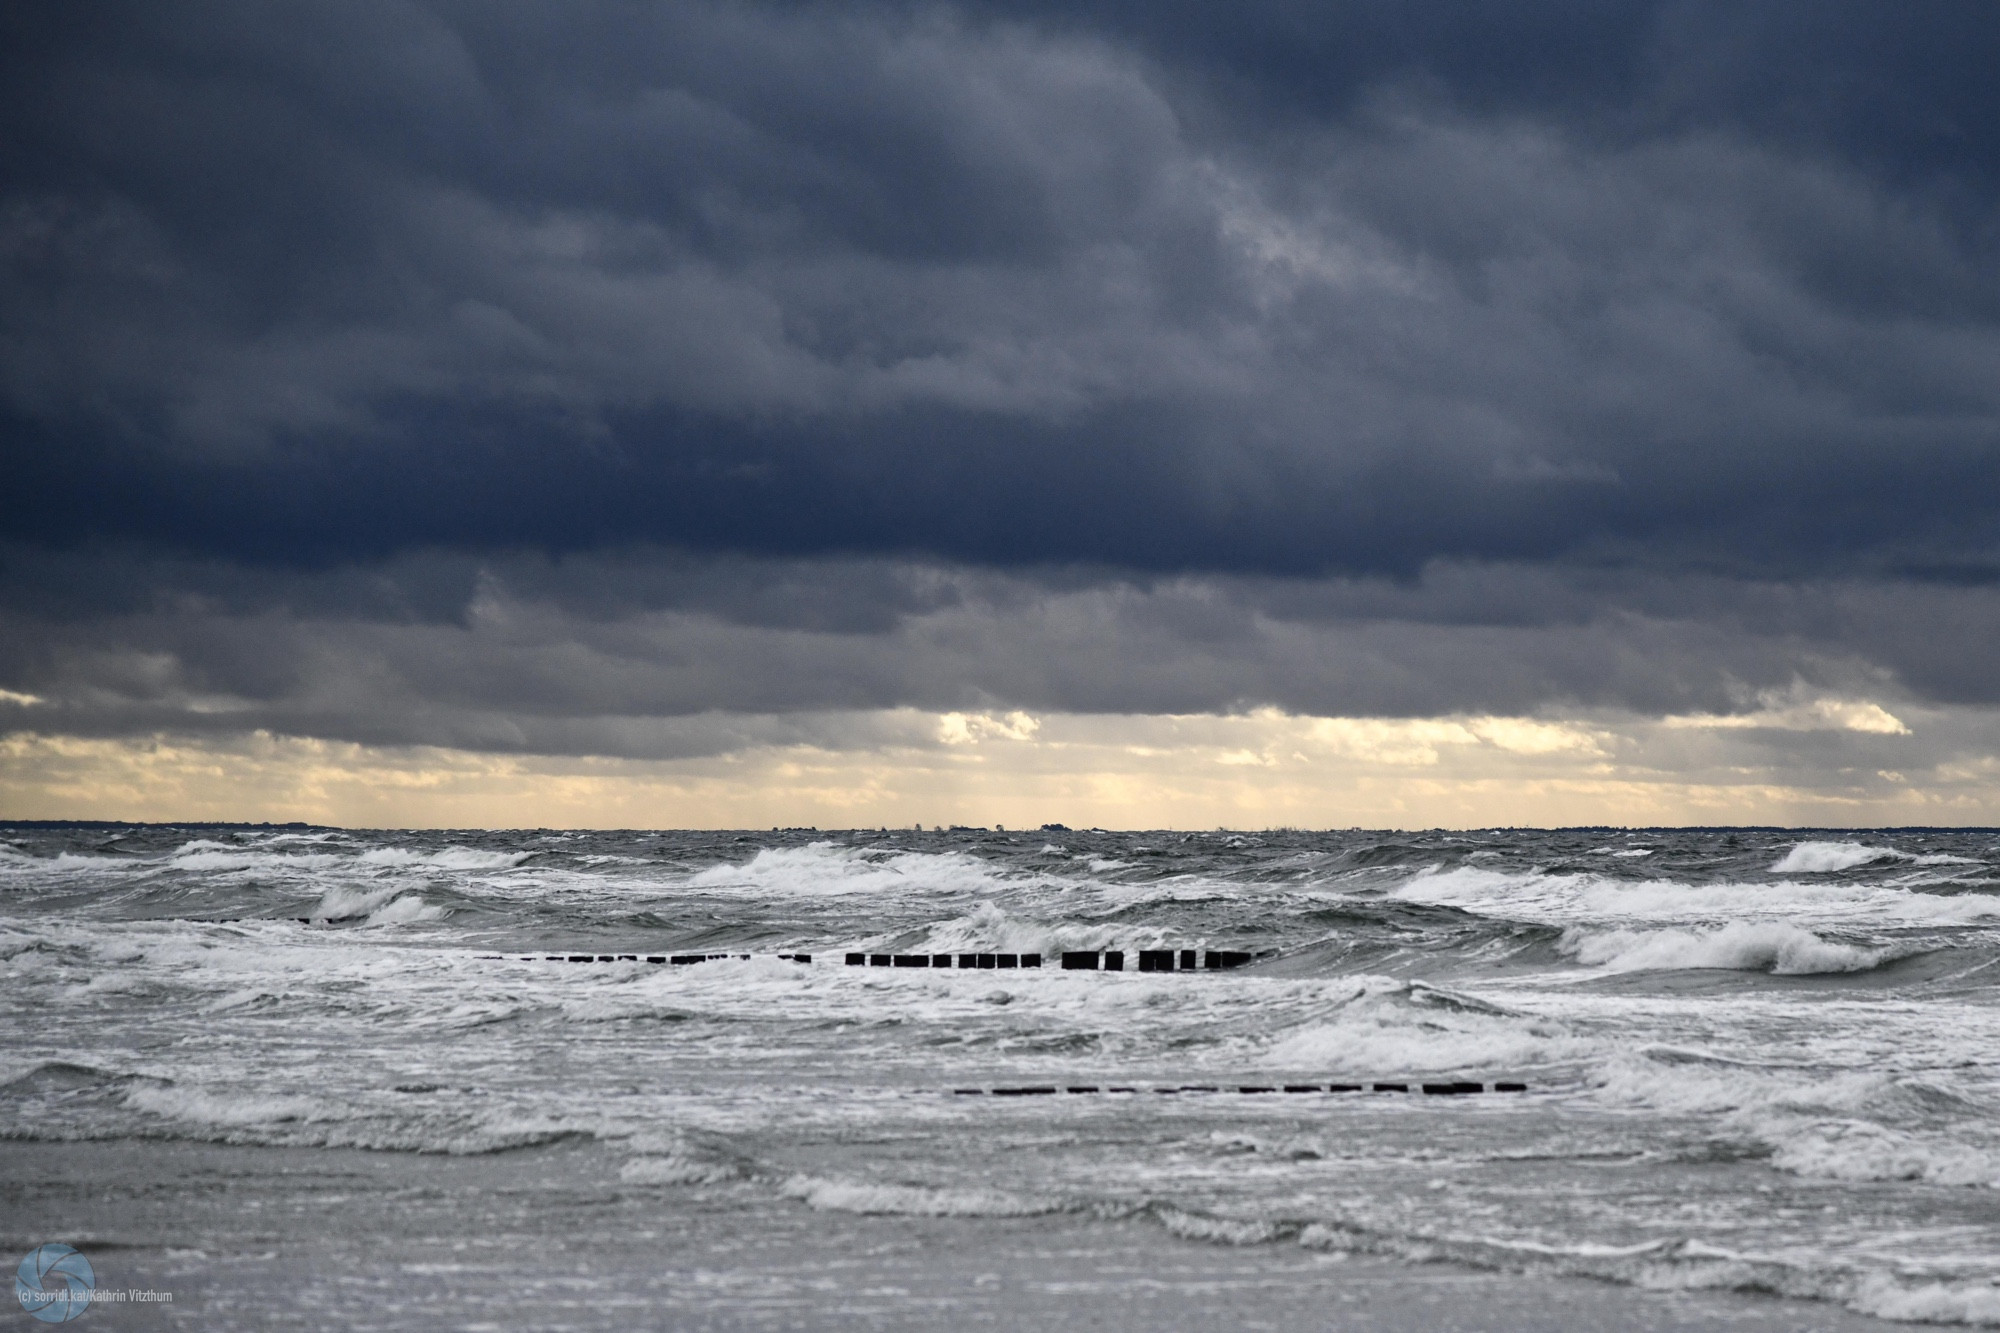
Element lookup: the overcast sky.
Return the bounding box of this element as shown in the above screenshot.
[4,1,1999,827]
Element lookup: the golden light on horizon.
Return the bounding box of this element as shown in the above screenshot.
[1,700,1971,830]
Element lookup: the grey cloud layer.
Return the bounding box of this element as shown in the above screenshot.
[0,548,1989,755]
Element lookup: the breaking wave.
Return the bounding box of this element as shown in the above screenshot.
[1770,841,1907,873]
[1558,922,1888,974]
[779,1175,1066,1217]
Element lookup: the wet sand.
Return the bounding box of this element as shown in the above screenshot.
[2,1139,1903,1331]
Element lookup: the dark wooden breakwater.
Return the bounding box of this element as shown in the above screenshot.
[506,949,1259,969]
[956,1081,1529,1096]
[839,949,1257,970]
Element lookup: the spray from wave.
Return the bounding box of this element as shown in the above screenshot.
[1559,922,1888,974]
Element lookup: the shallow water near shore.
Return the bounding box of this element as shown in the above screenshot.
[3,824,1998,1326]
[0,1139,1911,1331]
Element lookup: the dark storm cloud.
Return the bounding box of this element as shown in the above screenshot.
[4,1,2000,752]
[3,0,1997,577]
[1003,2,2000,189]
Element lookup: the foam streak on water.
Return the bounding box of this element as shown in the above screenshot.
[3,825,1999,1324]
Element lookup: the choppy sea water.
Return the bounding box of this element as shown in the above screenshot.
[3,824,1999,1325]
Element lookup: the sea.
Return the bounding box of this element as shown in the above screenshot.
[3,824,1999,1327]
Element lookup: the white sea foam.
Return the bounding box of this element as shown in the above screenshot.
[1593,1052,2000,1202]
[779,1175,1060,1217]
[168,849,345,872]
[686,842,1023,898]
[152,842,522,875]
[1768,1120,2000,1189]
[1394,863,2000,928]
[1261,980,1588,1073]
[1559,923,1887,974]
[115,1081,584,1154]
[125,1083,319,1128]
[1155,1207,1288,1245]
[1596,1052,1893,1118]
[1323,1210,2000,1328]
[202,988,278,1014]
[1853,1275,2000,1324]
[45,852,139,870]
[364,895,444,926]
[1771,841,1907,873]
[898,900,1160,954]
[355,847,529,871]
[1296,1219,2000,1327]
[619,1154,739,1185]
[310,885,404,920]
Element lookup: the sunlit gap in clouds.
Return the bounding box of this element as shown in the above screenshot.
[2,694,1968,829]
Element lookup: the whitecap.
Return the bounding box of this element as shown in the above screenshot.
[619,1153,739,1186]
[685,842,1020,898]
[1559,923,1887,974]
[168,849,345,872]
[44,852,140,869]
[1154,1207,1288,1245]
[1770,841,1908,874]
[364,895,444,926]
[1394,863,2000,929]
[1769,1119,2000,1189]
[355,847,529,871]
[1853,1274,2000,1323]
[309,885,403,920]
[779,1175,1061,1217]
[125,1082,317,1128]
[893,900,1158,955]
[1261,979,1588,1073]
